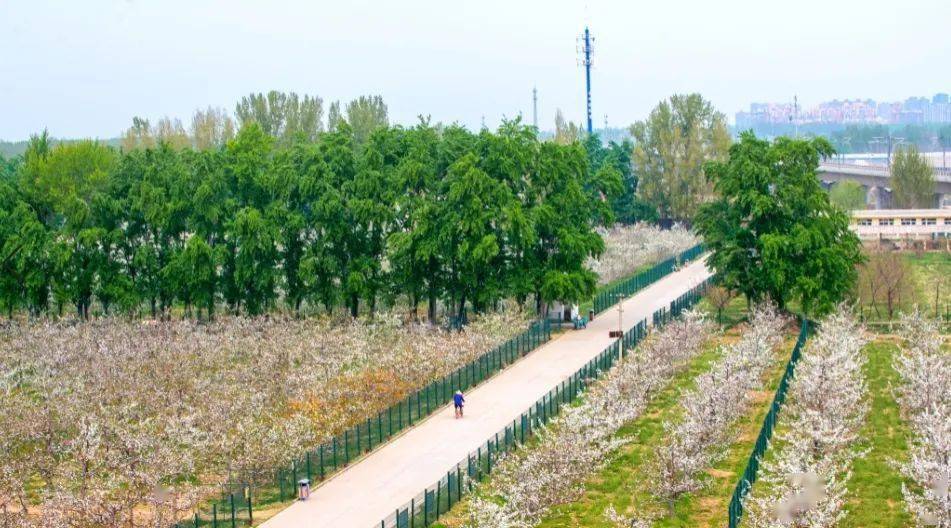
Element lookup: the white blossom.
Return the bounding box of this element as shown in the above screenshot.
[745,307,869,528]
[895,310,951,528]
[465,311,713,528]
[588,224,698,286]
[648,303,786,514]
[0,311,525,527]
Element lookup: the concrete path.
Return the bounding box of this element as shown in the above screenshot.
[262,258,712,528]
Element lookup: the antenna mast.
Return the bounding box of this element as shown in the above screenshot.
[579,26,594,135]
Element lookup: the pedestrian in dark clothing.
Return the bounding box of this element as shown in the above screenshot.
[453,390,465,418]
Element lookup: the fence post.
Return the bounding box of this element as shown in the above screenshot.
[424,491,429,524]
[319,444,325,480]
[306,451,312,481]
[229,494,236,528]
[436,480,442,516]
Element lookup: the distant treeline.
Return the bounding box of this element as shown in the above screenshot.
[0,137,122,158]
[0,118,646,321]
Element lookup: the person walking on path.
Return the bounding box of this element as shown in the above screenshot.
[453,390,465,418]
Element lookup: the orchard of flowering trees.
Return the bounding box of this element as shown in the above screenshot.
[745,308,869,528]
[0,118,621,321]
[464,311,714,528]
[0,311,524,526]
[587,223,697,286]
[895,311,951,527]
[649,304,785,515]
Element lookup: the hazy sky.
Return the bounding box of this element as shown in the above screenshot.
[2,0,949,140]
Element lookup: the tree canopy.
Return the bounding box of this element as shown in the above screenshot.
[828,180,867,211]
[695,132,863,316]
[0,119,619,321]
[630,94,731,221]
[891,145,935,208]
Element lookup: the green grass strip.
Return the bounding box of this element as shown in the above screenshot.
[534,345,724,527]
[840,340,913,528]
[536,334,792,528]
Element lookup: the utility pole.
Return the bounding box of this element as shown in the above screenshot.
[579,26,594,135]
[532,86,538,129]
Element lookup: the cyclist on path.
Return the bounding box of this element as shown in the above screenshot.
[453,390,465,418]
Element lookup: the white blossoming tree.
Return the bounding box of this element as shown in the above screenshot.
[895,310,951,528]
[464,311,713,528]
[648,303,785,514]
[744,307,869,528]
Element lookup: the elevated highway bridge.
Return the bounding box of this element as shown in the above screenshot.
[817,162,951,208]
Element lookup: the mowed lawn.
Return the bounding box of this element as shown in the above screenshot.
[737,339,914,528]
[908,252,951,316]
[840,340,913,528]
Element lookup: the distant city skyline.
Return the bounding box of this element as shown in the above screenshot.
[737,93,951,128]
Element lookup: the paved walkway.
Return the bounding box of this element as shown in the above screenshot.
[262,259,712,528]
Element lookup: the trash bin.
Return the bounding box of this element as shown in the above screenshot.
[298,479,311,500]
[588,309,594,322]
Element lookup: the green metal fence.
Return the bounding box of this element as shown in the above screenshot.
[175,319,551,528]
[726,318,810,528]
[593,243,705,314]
[379,285,709,528]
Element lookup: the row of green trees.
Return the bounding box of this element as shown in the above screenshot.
[0,119,630,320]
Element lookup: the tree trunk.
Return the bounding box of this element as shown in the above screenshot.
[349,294,359,318]
[428,288,438,324]
[457,294,467,325]
[410,292,419,322]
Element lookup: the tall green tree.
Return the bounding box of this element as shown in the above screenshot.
[527,140,603,315]
[0,176,49,316]
[828,180,867,211]
[891,145,935,208]
[441,153,515,319]
[229,207,279,315]
[19,139,116,318]
[235,91,324,143]
[695,132,863,316]
[221,123,278,313]
[344,127,398,315]
[387,122,439,319]
[585,135,656,224]
[631,94,730,221]
[345,96,388,150]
